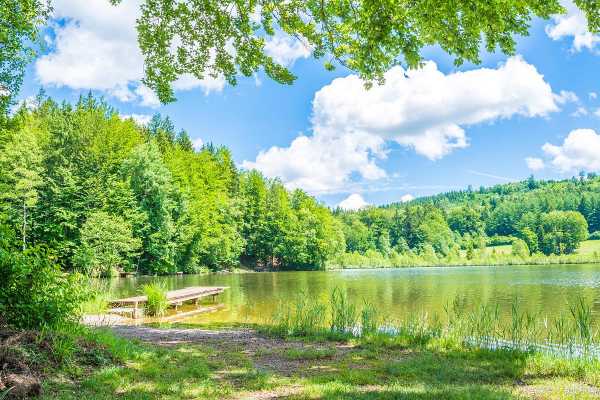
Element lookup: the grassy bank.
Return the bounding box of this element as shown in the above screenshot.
[328,240,600,269]
[9,322,599,400]
[7,291,600,399]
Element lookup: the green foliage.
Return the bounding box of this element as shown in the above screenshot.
[0,95,343,275]
[0,115,43,250]
[0,1,50,113]
[540,211,588,255]
[511,238,530,258]
[0,242,89,329]
[121,0,574,104]
[74,211,141,277]
[330,288,357,335]
[589,231,600,240]
[337,175,600,261]
[142,282,168,317]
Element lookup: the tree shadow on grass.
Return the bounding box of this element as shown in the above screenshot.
[291,346,531,400]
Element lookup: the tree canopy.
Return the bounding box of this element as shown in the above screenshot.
[0,94,345,274]
[2,1,600,106]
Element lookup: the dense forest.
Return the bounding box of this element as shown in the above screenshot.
[1,95,599,277]
[0,94,344,277]
[335,175,599,266]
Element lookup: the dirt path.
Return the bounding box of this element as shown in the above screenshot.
[111,326,352,399]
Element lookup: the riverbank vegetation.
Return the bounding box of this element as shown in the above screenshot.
[334,176,600,268]
[3,94,600,278]
[0,94,344,278]
[5,299,600,400]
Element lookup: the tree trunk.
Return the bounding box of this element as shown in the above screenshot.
[22,200,26,251]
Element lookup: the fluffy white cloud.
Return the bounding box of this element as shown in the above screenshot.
[35,0,224,106]
[400,194,415,203]
[525,157,545,171]
[244,131,386,193]
[245,56,560,193]
[311,56,557,160]
[338,194,369,210]
[192,138,204,151]
[264,33,311,67]
[590,92,598,100]
[546,1,599,51]
[542,129,600,172]
[120,113,152,126]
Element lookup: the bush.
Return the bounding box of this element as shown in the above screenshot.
[0,245,89,329]
[589,231,600,241]
[487,235,514,246]
[511,238,530,258]
[142,282,168,317]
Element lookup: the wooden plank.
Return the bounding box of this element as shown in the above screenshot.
[111,286,227,306]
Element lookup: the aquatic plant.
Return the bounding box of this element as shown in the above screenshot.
[330,288,357,334]
[143,282,168,317]
[267,290,600,360]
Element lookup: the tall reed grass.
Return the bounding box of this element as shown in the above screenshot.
[266,289,600,360]
[142,282,168,317]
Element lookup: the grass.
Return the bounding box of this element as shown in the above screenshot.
[142,282,168,317]
[8,289,600,399]
[32,324,600,400]
[331,240,600,269]
[577,239,600,255]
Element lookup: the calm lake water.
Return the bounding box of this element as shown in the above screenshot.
[104,264,600,325]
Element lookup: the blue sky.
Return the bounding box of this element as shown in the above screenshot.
[18,0,600,209]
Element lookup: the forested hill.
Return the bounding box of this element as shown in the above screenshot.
[0,95,344,276]
[335,175,600,261]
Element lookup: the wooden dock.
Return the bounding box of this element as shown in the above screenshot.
[110,286,227,318]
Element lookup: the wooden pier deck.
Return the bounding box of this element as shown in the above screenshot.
[111,286,227,318]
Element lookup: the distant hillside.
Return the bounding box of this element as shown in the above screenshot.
[335,174,600,259]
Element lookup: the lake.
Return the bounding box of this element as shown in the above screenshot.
[104,264,600,325]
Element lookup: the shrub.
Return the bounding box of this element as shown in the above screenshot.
[0,245,89,329]
[511,238,530,258]
[589,231,600,241]
[142,282,168,317]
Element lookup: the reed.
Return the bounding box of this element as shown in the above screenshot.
[267,291,600,360]
[360,301,379,337]
[330,288,357,334]
[142,282,168,317]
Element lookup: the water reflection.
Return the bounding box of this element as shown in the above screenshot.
[103,264,600,325]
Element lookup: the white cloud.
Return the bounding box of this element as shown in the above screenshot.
[400,194,415,203]
[311,56,557,160]
[542,129,600,172]
[134,85,161,108]
[554,90,579,105]
[525,157,545,171]
[595,108,600,117]
[338,194,369,210]
[173,74,226,95]
[35,0,224,106]
[244,131,387,193]
[264,33,311,67]
[590,92,598,100]
[245,56,560,193]
[546,0,598,51]
[572,106,589,117]
[120,113,152,126]
[0,85,10,97]
[192,138,204,151]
